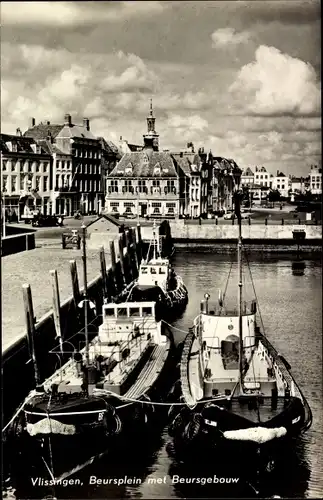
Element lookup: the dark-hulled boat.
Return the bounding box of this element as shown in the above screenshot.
[117,223,188,320]
[4,227,175,483]
[168,191,312,477]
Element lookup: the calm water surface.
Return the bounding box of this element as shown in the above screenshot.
[5,252,322,499]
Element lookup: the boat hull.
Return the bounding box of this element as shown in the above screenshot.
[5,343,177,484]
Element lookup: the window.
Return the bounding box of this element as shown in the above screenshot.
[138,180,146,193]
[166,202,176,207]
[125,206,133,213]
[123,179,133,193]
[2,176,8,191]
[167,207,175,213]
[109,180,118,193]
[142,307,152,316]
[35,177,40,190]
[110,202,119,207]
[44,176,48,191]
[152,202,161,207]
[36,162,40,172]
[141,267,148,274]
[11,176,17,192]
[2,160,7,171]
[317,183,320,189]
[20,176,24,190]
[28,162,32,173]
[153,207,160,214]
[152,179,160,187]
[11,162,16,172]
[124,202,134,207]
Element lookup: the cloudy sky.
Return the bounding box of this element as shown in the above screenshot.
[1,0,321,175]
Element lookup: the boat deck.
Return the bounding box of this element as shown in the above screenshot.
[125,343,169,400]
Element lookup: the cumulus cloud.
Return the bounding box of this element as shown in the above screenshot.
[211,28,251,49]
[1,1,165,26]
[230,45,321,117]
[167,114,208,131]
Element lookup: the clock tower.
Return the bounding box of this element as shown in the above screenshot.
[143,99,159,151]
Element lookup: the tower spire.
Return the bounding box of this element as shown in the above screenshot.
[143,98,159,151]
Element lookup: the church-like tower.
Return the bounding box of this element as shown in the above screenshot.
[143,99,159,151]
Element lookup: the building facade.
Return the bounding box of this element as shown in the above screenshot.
[241,167,254,186]
[254,166,272,188]
[272,171,290,198]
[24,114,119,215]
[1,131,52,220]
[309,165,322,195]
[105,104,185,218]
[171,143,212,217]
[212,157,241,212]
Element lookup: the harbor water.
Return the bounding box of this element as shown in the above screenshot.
[4,251,322,499]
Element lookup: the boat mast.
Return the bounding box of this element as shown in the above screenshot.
[82,224,90,367]
[235,191,244,391]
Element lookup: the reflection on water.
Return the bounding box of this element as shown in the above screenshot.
[3,253,322,499]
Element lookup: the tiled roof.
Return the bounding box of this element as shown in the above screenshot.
[128,143,143,152]
[108,150,178,178]
[98,137,121,157]
[0,133,49,155]
[24,124,64,140]
[171,152,201,175]
[56,124,96,140]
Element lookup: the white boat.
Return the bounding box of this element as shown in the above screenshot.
[168,191,312,476]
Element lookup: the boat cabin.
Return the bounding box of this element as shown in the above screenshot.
[137,258,170,288]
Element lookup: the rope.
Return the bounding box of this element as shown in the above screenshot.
[161,319,188,335]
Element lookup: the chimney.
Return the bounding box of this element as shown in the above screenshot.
[64,113,72,126]
[16,128,22,136]
[83,118,90,131]
[277,170,279,176]
[30,117,36,128]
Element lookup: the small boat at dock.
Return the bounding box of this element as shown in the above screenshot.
[168,191,312,478]
[4,226,175,482]
[117,223,188,320]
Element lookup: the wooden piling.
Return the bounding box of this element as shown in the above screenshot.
[136,224,142,264]
[118,234,127,285]
[69,260,80,308]
[22,284,40,386]
[99,246,109,300]
[50,269,63,351]
[125,230,134,281]
[109,240,118,293]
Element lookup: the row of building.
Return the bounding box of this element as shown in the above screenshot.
[241,165,322,200]
[1,103,321,220]
[1,104,241,219]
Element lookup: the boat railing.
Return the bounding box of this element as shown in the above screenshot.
[258,333,312,431]
[201,301,256,317]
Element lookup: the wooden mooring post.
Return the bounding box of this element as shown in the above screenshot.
[118,234,127,285]
[131,227,139,276]
[136,224,143,264]
[69,260,80,308]
[109,240,118,294]
[99,246,109,301]
[50,269,63,352]
[125,229,134,281]
[22,283,40,386]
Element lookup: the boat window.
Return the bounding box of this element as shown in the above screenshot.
[129,307,140,317]
[159,268,166,274]
[105,308,115,317]
[142,307,152,316]
[141,267,148,274]
[117,308,128,317]
[150,268,157,274]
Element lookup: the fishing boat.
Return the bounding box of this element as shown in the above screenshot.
[168,191,312,476]
[117,223,188,320]
[4,226,175,482]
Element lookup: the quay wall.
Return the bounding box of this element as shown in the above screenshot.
[1,232,36,257]
[169,220,321,241]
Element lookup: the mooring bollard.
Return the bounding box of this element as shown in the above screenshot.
[99,246,109,301]
[282,218,284,225]
[265,218,268,226]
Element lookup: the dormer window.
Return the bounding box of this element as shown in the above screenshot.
[162,167,169,174]
[117,170,123,175]
[125,163,133,175]
[142,154,149,164]
[153,164,161,175]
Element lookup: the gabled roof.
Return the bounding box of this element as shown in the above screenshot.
[171,152,202,176]
[242,167,254,176]
[24,124,63,141]
[86,213,125,230]
[109,150,178,178]
[276,171,286,177]
[98,137,120,157]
